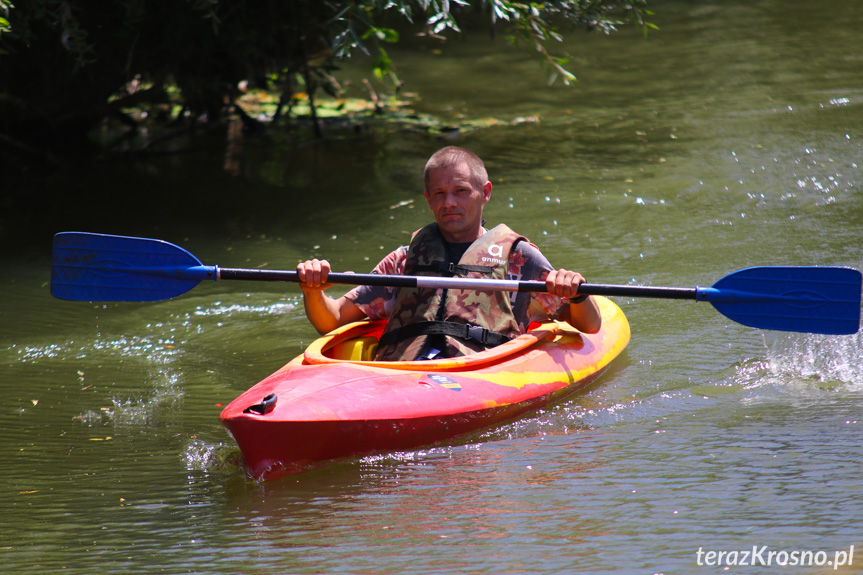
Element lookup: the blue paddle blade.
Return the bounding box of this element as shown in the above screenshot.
[51,232,216,302]
[697,266,862,335]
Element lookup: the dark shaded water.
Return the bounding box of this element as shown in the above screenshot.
[2,1,862,573]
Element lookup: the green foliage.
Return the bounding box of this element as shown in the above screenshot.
[0,1,12,55]
[0,1,10,37]
[0,0,654,149]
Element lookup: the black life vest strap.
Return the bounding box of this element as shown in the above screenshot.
[378,321,512,349]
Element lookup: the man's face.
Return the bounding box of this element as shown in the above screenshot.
[424,163,492,243]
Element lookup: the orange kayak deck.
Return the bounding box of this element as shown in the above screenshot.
[220,296,630,480]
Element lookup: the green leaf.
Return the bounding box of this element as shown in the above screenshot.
[362,26,400,43]
[377,27,400,43]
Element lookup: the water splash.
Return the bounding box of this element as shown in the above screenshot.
[763,331,863,389]
[186,440,217,468]
[182,439,227,472]
[732,331,863,399]
[73,369,185,427]
[13,342,65,361]
[10,299,299,365]
[193,300,297,317]
[13,332,181,365]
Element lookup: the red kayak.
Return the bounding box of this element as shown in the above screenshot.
[219,296,630,480]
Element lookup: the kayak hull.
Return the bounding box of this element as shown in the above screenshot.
[220,296,629,480]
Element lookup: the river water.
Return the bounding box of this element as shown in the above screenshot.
[2,0,862,573]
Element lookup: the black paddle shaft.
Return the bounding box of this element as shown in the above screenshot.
[218,268,698,300]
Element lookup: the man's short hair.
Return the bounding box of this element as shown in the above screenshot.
[424,146,489,190]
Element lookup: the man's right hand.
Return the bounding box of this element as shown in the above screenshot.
[297,258,333,291]
[296,258,366,335]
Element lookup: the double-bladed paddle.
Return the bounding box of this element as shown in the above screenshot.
[51,231,862,335]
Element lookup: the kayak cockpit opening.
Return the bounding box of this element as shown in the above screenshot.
[306,319,566,370]
[327,335,379,361]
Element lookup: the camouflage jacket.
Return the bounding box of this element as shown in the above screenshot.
[374,223,525,361]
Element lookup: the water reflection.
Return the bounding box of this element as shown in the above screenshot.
[207,436,616,572]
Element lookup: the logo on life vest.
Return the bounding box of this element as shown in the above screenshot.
[426,374,462,391]
[482,244,506,265]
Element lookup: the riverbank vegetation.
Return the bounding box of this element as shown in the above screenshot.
[0,0,654,175]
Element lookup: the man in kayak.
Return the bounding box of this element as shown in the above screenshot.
[297,145,601,361]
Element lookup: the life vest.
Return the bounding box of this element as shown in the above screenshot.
[375,223,525,361]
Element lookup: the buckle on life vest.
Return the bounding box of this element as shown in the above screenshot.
[377,321,511,350]
[466,324,489,345]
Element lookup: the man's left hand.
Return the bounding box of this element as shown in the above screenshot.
[545,268,587,300]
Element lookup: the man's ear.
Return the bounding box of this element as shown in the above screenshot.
[482,181,492,203]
